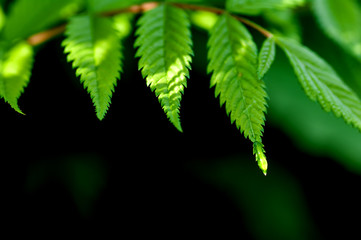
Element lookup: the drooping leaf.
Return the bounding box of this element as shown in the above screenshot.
[253,141,268,175]
[0,41,34,113]
[134,4,193,132]
[208,13,268,171]
[2,0,84,41]
[276,36,361,131]
[313,0,361,62]
[258,36,276,79]
[63,14,122,120]
[266,49,361,174]
[226,0,306,15]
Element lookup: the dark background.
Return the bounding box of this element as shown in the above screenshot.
[1,9,361,240]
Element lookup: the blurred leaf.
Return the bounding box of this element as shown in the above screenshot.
[192,155,318,240]
[313,0,361,62]
[88,0,147,13]
[276,36,361,132]
[226,0,306,15]
[2,0,83,41]
[0,4,5,31]
[266,50,361,173]
[113,13,134,39]
[0,41,33,113]
[26,154,106,216]
[64,154,106,216]
[190,11,219,32]
[167,0,226,7]
[263,9,302,41]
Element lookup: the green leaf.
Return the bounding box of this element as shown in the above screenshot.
[266,49,361,174]
[208,13,268,171]
[193,156,318,239]
[190,11,219,32]
[226,0,306,15]
[276,36,361,131]
[112,13,134,39]
[258,36,276,79]
[253,141,268,175]
[134,4,193,132]
[313,0,361,62]
[2,0,83,41]
[63,15,122,120]
[0,42,34,113]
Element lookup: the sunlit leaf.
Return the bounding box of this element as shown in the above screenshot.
[208,13,268,172]
[0,42,34,113]
[135,3,193,132]
[63,15,123,120]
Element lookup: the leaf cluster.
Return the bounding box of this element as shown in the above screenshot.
[0,0,360,174]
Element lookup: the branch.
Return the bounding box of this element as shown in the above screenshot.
[26,1,273,46]
[101,1,160,16]
[27,24,66,46]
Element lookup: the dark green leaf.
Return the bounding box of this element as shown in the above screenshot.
[276,36,361,131]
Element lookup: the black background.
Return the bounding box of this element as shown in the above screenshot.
[1,21,360,239]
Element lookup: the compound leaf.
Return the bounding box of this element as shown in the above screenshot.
[313,0,361,62]
[0,42,34,113]
[208,13,268,172]
[135,4,193,132]
[276,36,361,131]
[63,14,122,120]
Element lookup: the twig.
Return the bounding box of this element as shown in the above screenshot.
[27,24,66,46]
[101,1,160,16]
[26,1,273,46]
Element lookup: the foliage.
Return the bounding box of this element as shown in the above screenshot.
[135,4,192,131]
[276,36,361,131]
[207,13,268,174]
[0,0,361,174]
[313,0,361,62]
[63,15,123,120]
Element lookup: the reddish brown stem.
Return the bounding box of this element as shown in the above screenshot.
[27,24,66,46]
[234,16,273,38]
[101,1,160,16]
[171,2,224,14]
[26,1,273,46]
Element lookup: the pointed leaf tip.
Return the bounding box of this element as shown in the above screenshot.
[253,142,268,176]
[63,15,122,121]
[135,5,192,131]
